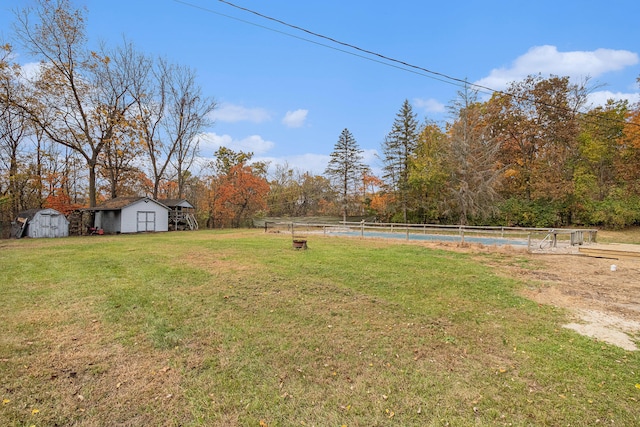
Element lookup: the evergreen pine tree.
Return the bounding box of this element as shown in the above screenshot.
[325,128,367,222]
[381,99,420,222]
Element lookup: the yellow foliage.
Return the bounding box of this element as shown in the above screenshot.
[503,169,518,179]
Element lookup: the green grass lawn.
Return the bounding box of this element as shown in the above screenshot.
[1,230,639,426]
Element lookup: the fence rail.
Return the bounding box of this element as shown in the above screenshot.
[263,220,597,252]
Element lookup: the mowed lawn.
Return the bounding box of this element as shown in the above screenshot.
[1,230,638,426]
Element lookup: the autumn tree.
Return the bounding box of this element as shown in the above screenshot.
[98,132,149,199]
[381,99,421,222]
[446,86,502,225]
[198,147,269,228]
[218,163,270,227]
[409,121,449,222]
[133,57,215,200]
[575,100,627,202]
[617,78,640,195]
[531,76,588,207]
[266,162,301,217]
[165,64,216,198]
[490,76,588,197]
[361,172,383,217]
[369,192,395,222]
[11,0,144,207]
[213,146,253,175]
[297,173,335,216]
[325,128,367,222]
[0,43,31,219]
[486,75,591,225]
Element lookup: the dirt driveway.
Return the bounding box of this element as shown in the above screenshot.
[496,250,640,351]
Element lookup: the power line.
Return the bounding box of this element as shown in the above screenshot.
[214,0,494,93]
[173,0,639,130]
[171,0,466,89]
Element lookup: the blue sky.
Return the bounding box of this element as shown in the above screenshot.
[2,0,640,177]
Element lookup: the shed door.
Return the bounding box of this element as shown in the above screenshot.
[137,211,156,232]
[41,214,58,238]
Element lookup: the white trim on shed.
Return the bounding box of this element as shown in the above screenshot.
[93,197,169,234]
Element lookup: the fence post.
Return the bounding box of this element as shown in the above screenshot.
[361,220,364,238]
[406,225,409,240]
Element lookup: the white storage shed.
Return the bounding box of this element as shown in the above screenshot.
[92,197,169,234]
[14,208,70,238]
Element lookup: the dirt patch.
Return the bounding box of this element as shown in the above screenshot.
[355,236,640,350]
[497,253,640,351]
[396,238,640,351]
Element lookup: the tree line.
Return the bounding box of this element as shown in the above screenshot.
[2,0,640,237]
[373,77,640,229]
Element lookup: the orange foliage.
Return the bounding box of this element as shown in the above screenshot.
[624,107,640,149]
[42,173,84,215]
[369,193,396,221]
[207,164,269,228]
[157,180,178,199]
[44,192,83,215]
[361,173,383,194]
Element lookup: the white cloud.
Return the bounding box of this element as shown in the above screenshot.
[12,61,47,83]
[198,132,274,155]
[210,103,271,123]
[475,45,639,91]
[256,148,382,178]
[587,90,640,107]
[20,62,44,80]
[282,109,308,128]
[414,97,446,114]
[257,153,330,176]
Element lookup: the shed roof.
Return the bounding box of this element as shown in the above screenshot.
[90,196,168,211]
[16,208,41,221]
[17,208,65,220]
[157,199,194,208]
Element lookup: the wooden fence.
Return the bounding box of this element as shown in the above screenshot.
[264,220,598,252]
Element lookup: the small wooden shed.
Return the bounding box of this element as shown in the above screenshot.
[90,197,169,234]
[13,208,70,238]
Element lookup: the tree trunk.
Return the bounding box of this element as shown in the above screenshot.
[88,161,97,208]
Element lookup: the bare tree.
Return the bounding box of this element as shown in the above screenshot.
[165,64,216,198]
[134,58,215,199]
[446,86,502,225]
[11,0,142,207]
[1,43,31,218]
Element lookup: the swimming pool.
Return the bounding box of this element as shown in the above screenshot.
[328,229,530,247]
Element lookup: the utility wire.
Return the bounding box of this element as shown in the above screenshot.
[214,0,494,94]
[173,0,639,130]
[171,0,466,89]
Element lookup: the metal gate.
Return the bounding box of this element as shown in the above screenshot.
[137,211,156,232]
